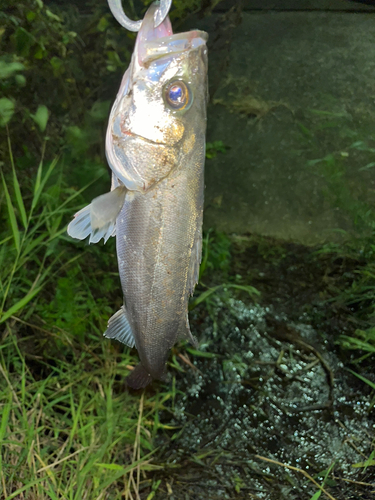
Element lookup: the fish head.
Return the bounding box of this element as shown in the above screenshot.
[106,3,208,191]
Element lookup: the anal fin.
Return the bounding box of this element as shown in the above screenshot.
[188,229,202,295]
[104,306,135,348]
[178,314,199,348]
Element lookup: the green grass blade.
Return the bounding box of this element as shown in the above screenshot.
[34,156,43,198]
[10,172,27,231]
[189,283,260,310]
[348,369,375,390]
[339,335,375,353]
[0,392,12,432]
[0,390,12,479]
[6,477,46,500]
[0,235,12,246]
[227,284,261,297]
[11,167,27,229]
[189,285,222,310]
[96,451,158,490]
[185,348,217,358]
[1,172,20,252]
[7,132,27,229]
[309,491,321,500]
[352,450,375,470]
[46,483,60,500]
[32,156,59,211]
[0,286,43,324]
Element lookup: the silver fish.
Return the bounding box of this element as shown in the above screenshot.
[67,3,208,389]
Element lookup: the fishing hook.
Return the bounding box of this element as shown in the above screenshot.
[107,0,172,32]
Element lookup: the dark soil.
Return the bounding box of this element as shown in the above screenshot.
[150,234,375,500]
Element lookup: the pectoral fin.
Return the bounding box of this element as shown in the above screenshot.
[104,306,135,348]
[67,204,92,241]
[67,186,127,244]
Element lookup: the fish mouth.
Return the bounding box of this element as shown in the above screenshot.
[114,129,169,147]
[136,3,208,66]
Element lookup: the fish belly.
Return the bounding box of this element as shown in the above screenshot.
[116,163,203,380]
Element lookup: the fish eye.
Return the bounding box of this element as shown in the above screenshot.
[164,81,191,110]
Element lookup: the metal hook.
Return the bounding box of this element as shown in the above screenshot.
[108,0,172,32]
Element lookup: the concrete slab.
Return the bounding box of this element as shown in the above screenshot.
[215,0,375,12]
[200,10,375,244]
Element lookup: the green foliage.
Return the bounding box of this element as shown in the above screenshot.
[192,230,260,312]
[0,97,15,126]
[205,140,228,159]
[30,103,49,132]
[339,327,375,360]
[0,60,25,79]
[189,283,260,311]
[200,230,232,279]
[0,0,133,171]
[352,450,375,470]
[0,128,110,325]
[41,268,102,338]
[1,139,60,323]
[169,0,201,21]
[347,369,375,391]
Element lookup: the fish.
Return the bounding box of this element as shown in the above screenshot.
[67,2,208,389]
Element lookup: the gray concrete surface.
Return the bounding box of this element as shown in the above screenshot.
[216,0,375,12]
[198,10,375,244]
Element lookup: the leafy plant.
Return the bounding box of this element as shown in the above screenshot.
[206,140,228,159]
[199,230,232,280]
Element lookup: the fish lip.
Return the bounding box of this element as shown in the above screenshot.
[139,31,208,66]
[113,130,169,147]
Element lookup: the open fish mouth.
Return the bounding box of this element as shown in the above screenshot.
[135,3,208,66]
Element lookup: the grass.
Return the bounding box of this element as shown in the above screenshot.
[0,130,169,499]
[0,131,98,326]
[0,330,169,500]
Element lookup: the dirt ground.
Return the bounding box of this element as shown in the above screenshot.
[148,234,375,500]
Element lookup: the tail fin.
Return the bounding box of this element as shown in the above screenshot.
[126,364,152,390]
